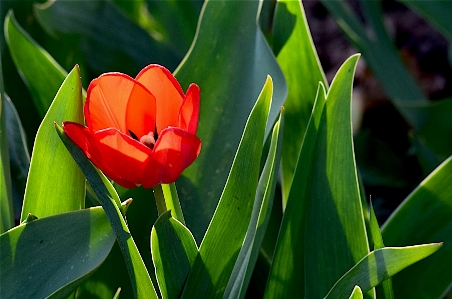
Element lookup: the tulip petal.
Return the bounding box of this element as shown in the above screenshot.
[125,84,157,139]
[179,83,200,134]
[63,122,137,188]
[86,73,155,136]
[135,65,184,134]
[142,128,201,188]
[94,128,153,186]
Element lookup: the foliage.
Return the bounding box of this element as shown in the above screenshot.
[1,0,452,298]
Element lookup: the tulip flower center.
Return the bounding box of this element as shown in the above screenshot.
[128,125,159,150]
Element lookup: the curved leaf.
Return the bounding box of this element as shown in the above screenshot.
[324,244,442,299]
[21,65,85,221]
[0,206,115,298]
[350,286,364,299]
[174,0,287,241]
[4,10,67,117]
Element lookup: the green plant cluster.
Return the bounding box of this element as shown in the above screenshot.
[1,1,452,298]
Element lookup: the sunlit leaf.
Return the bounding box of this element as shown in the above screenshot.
[21,65,85,221]
[324,243,442,299]
[273,0,327,204]
[224,109,284,299]
[181,76,273,298]
[174,0,287,241]
[0,207,115,298]
[349,286,364,299]
[265,55,370,298]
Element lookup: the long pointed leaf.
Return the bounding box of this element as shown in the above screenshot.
[265,55,370,298]
[21,65,85,221]
[224,108,284,299]
[4,10,67,117]
[55,125,157,299]
[181,76,273,298]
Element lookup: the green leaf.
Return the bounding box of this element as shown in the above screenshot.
[174,0,287,241]
[4,10,67,117]
[273,0,327,204]
[265,55,370,298]
[20,65,85,221]
[382,155,452,298]
[0,206,115,298]
[1,58,14,233]
[350,286,364,299]
[55,125,158,299]
[33,0,180,73]
[151,211,198,299]
[369,202,394,299]
[224,108,284,299]
[181,76,273,298]
[324,243,442,299]
[4,94,30,206]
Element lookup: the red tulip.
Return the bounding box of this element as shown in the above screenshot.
[63,64,201,189]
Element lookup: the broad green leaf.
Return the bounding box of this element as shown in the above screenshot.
[382,155,452,298]
[273,0,327,204]
[4,10,67,117]
[265,55,370,299]
[174,0,287,241]
[399,0,452,40]
[1,54,14,233]
[56,125,157,299]
[20,65,85,221]
[151,211,198,299]
[0,206,115,298]
[33,0,180,74]
[369,202,394,299]
[224,108,284,299]
[324,244,442,299]
[350,286,364,299]
[181,76,273,298]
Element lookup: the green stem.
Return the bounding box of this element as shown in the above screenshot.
[162,183,185,225]
[153,184,167,216]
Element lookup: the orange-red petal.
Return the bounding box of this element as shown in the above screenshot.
[86,73,155,135]
[135,65,183,134]
[142,127,201,188]
[63,122,137,188]
[179,83,200,134]
[94,128,153,186]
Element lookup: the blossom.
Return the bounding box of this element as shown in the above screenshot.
[63,64,201,188]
